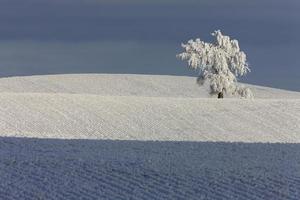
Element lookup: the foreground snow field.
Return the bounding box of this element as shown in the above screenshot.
[0,74,300,199]
[1,138,300,200]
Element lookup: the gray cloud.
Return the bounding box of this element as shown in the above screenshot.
[0,0,299,91]
[0,41,193,76]
[0,0,298,44]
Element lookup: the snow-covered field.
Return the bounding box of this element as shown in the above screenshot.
[0,74,300,199]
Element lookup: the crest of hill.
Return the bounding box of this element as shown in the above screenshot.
[0,74,299,99]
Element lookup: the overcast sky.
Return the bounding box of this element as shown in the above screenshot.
[0,0,299,91]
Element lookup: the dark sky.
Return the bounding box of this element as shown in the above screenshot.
[0,0,299,91]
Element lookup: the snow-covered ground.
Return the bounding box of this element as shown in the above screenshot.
[0,74,300,199]
[0,74,299,98]
[2,138,300,200]
[1,93,300,143]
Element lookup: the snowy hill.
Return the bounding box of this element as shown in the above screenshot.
[0,74,299,98]
[0,74,299,143]
[0,74,300,199]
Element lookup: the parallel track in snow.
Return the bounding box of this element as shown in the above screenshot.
[0,138,299,200]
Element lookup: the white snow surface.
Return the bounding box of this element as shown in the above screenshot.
[1,74,300,199]
[0,73,299,99]
[0,74,299,143]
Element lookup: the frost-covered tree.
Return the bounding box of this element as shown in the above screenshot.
[177,30,253,99]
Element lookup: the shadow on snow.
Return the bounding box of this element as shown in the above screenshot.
[0,137,299,199]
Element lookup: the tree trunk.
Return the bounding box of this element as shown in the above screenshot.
[218,92,224,99]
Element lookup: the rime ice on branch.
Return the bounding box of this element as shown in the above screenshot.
[177,30,253,99]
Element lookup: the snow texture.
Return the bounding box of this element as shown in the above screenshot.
[0,74,300,199]
[0,93,300,143]
[1,138,300,200]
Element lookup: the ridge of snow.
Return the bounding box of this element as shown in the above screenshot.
[0,74,299,98]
